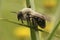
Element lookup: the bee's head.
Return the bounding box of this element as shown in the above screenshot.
[17,11,24,21]
[17,10,31,21]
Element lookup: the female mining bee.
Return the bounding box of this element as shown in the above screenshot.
[17,8,50,29]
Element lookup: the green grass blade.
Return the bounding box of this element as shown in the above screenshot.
[26,0,40,40]
[26,0,31,8]
[47,21,60,40]
[47,1,60,40]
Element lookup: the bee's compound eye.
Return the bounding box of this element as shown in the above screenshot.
[37,18,46,28]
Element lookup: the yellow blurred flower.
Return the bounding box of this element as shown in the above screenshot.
[43,0,57,8]
[13,26,30,37]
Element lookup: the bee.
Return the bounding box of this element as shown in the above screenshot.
[17,8,50,29]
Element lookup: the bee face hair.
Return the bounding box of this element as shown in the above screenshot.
[17,12,23,20]
[17,10,31,24]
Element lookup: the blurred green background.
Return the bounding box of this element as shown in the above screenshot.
[0,0,60,40]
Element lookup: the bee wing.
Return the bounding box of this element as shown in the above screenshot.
[31,10,51,21]
[41,14,51,22]
[32,12,51,22]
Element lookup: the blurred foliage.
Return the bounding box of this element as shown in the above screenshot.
[0,0,60,40]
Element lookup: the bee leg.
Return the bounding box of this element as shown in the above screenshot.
[26,13,31,26]
[32,17,38,31]
[20,18,24,23]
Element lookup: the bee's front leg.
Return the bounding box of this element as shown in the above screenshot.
[26,13,31,26]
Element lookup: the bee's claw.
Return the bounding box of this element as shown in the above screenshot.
[21,19,24,23]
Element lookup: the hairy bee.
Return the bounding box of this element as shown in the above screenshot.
[17,8,50,28]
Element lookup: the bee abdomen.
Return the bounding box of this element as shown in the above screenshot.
[37,18,46,28]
